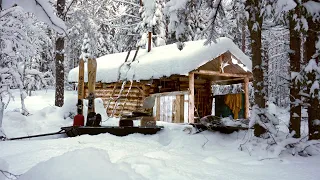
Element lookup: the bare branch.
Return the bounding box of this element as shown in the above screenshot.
[0,169,21,180]
[63,0,77,20]
[113,0,140,8]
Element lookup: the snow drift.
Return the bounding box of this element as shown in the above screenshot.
[18,148,145,180]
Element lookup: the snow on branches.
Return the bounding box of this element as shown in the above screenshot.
[164,0,190,50]
[1,0,66,34]
[137,0,166,48]
[80,33,93,62]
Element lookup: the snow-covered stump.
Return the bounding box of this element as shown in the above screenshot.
[249,106,279,137]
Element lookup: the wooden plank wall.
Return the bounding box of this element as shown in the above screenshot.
[153,75,212,121]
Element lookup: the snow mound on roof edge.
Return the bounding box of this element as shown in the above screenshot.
[19,148,145,180]
[68,37,251,83]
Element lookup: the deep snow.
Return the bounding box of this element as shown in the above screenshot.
[1,90,320,180]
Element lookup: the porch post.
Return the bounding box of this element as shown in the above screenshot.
[189,72,195,123]
[174,95,184,123]
[156,96,160,121]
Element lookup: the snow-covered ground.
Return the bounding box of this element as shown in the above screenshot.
[1,90,320,180]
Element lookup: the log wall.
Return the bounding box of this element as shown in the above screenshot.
[84,75,213,120]
[85,82,154,117]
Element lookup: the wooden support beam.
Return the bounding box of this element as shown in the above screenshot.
[150,91,189,97]
[193,70,248,78]
[174,95,184,123]
[219,55,223,73]
[188,72,195,123]
[78,59,85,100]
[244,77,250,119]
[156,96,160,121]
[212,77,245,84]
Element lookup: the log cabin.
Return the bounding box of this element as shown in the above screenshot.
[68,37,252,123]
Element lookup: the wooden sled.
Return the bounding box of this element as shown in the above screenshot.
[61,125,164,137]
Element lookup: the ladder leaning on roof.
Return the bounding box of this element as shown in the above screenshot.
[105,37,133,117]
[107,44,140,117]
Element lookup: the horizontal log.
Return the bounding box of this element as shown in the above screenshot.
[178,77,208,84]
[107,109,136,114]
[193,70,249,78]
[106,102,143,108]
[212,77,244,83]
[101,97,143,102]
[108,109,152,117]
[107,101,142,106]
[95,88,145,94]
[95,93,144,98]
[102,82,152,89]
[149,89,157,94]
[107,105,143,110]
[100,91,145,97]
[107,112,143,117]
[179,84,208,88]
[156,78,208,85]
[106,100,143,106]
[105,95,144,99]
[150,91,189,97]
[106,106,141,113]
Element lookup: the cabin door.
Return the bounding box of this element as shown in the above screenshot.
[153,95,188,123]
[159,96,175,122]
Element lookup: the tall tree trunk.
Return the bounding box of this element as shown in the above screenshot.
[246,0,265,136]
[262,40,269,104]
[55,0,65,107]
[242,19,246,53]
[288,9,301,138]
[304,6,320,140]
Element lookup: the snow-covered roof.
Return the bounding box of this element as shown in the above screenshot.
[68,37,251,83]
